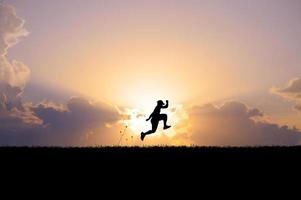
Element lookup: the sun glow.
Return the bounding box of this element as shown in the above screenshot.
[120,103,189,139]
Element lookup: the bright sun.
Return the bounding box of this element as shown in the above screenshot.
[120,103,189,139]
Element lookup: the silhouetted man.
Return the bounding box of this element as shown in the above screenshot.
[141,100,171,141]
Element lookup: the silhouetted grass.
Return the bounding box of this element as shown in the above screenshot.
[1,146,301,163]
[2,146,301,178]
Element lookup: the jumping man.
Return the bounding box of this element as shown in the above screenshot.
[141,100,171,141]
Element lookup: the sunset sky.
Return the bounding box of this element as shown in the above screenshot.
[1,0,301,146]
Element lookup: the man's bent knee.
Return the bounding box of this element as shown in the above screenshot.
[160,114,167,120]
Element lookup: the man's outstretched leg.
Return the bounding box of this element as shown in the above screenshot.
[160,114,171,130]
[141,120,158,141]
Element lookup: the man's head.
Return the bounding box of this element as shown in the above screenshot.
[157,100,164,106]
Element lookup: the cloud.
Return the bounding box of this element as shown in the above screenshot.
[32,97,118,137]
[0,4,121,146]
[0,4,42,145]
[0,83,42,146]
[0,83,40,123]
[121,101,300,147]
[272,77,301,112]
[37,97,120,146]
[0,4,28,54]
[187,101,301,146]
[0,94,120,146]
[0,4,30,87]
[1,86,300,146]
[276,78,301,94]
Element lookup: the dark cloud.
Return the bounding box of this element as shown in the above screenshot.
[0,82,43,146]
[35,97,120,146]
[32,97,118,136]
[188,101,301,146]
[0,92,120,146]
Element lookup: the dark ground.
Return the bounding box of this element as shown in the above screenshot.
[1,146,300,187]
[1,146,301,165]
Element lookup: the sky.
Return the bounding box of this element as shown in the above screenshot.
[0,0,301,146]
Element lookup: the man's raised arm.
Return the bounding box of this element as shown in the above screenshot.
[162,100,169,108]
